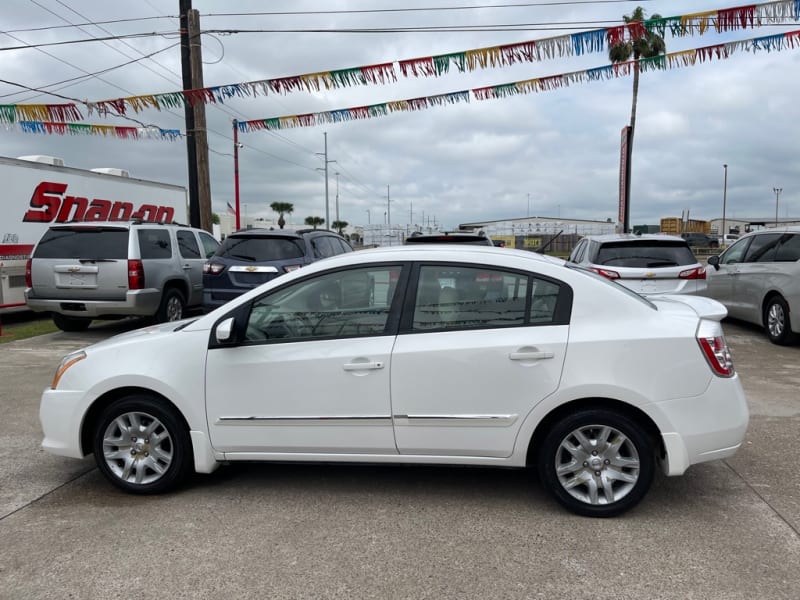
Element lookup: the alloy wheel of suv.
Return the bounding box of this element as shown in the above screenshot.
[764,296,796,345]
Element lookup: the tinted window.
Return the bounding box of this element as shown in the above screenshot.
[33,227,128,259]
[744,233,782,263]
[177,230,201,259]
[594,241,696,267]
[244,265,403,342]
[138,229,172,259]
[721,237,750,264]
[312,236,337,258]
[198,232,220,258]
[775,234,800,262]
[569,240,587,263]
[405,234,492,245]
[411,265,533,331]
[218,236,305,262]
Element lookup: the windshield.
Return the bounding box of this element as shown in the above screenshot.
[595,241,696,268]
[33,227,128,259]
[216,236,305,262]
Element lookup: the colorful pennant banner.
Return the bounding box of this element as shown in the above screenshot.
[0,103,83,124]
[74,0,798,117]
[235,30,800,132]
[17,121,181,140]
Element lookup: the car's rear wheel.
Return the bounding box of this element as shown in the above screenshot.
[52,313,92,332]
[92,395,192,494]
[764,296,797,345]
[538,409,654,517]
[156,288,185,323]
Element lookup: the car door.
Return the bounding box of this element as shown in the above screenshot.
[732,232,783,322]
[707,236,750,315]
[390,263,569,458]
[176,229,205,305]
[205,263,406,455]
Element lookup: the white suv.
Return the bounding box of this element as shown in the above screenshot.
[568,234,707,295]
[25,222,219,331]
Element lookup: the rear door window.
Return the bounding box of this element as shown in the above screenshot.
[33,227,128,259]
[177,230,201,259]
[744,233,782,263]
[775,234,800,262]
[595,241,696,267]
[138,229,172,259]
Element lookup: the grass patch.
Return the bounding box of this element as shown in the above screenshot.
[0,318,58,344]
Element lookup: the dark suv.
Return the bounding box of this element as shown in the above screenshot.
[202,228,352,309]
[680,232,719,249]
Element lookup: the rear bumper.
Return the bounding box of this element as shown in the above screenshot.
[25,289,161,318]
[653,374,749,476]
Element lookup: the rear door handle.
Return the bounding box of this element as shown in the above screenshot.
[343,361,384,371]
[509,351,554,361]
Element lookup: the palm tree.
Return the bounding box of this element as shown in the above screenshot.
[331,220,348,235]
[270,202,294,229]
[305,216,324,229]
[609,6,665,232]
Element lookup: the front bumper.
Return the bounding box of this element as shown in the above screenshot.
[40,388,89,459]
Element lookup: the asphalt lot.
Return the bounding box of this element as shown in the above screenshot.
[0,317,798,599]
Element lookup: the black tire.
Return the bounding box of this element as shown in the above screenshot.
[538,409,655,518]
[155,288,185,323]
[92,394,193,494]
[764,296,797,346]
[52,313,92,332]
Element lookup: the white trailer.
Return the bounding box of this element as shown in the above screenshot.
[0,155,188,315]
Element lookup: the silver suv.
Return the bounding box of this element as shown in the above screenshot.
[705,226,800,344]
[25,222,219,331]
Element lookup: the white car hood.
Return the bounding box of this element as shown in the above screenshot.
[649,294,728,321]
[78,318,198,354]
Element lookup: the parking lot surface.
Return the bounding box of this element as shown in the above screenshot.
[1,318,798,599]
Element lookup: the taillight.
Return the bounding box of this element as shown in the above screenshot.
[203,262,225,275]
[284,264,302,273]
[679,266,706,280]
[25,258,32,288]
[697,321,734,377]
[590,267,620,279]
[128,259,144,290]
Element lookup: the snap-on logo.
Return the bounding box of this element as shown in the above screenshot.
[22,181,176,224]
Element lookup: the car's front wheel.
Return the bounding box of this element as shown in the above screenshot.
[764,296,797,345]
[538,409,654,517]
[92,395,192,494]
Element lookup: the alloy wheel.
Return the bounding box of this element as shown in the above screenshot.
[102,411,174,485]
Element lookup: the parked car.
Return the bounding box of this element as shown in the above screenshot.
[704,226,800,345]
[681,232,720,249]
[718,233,740,247]
[405,230,493,246]
[40,245,748,517]
[202,228,352,310]
[25,222,219,331]
[567,234,707,295]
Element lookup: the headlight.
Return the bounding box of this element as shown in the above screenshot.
[51,351,87,389]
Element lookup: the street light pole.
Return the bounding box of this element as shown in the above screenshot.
[773,187,782,227]
[335,171,340,223]
[722,164,728,244]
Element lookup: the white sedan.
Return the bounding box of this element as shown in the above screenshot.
[40,245,748,517]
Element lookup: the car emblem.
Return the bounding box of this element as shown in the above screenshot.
[67,266,81,273]
[645,272,655,278]
[246,266,258,272]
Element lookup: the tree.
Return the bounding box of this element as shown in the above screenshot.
[331,220,348,235]
[211,212,220,225]
[609,6,665,232]
[270,202,294,229]
[305,216,325,229]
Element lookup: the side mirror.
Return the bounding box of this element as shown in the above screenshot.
[214,317,235,343]
[707,255,720,271]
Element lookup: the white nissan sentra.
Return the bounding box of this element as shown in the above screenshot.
[40,245,749,517]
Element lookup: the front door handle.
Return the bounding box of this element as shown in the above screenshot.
[509,350,554,361]
[343,361,384,371]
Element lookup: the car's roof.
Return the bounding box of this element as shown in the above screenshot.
[325,244,565,267]
[48,221,195,230]
[581,233,686,243]
[739,226,800,236]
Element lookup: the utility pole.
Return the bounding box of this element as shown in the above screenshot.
[179,0,199,228]
[316,132,336,228]
[335,171,340,223]
[387,185,391,226]
[233,119,241,231]
[774,187,782,227]
[722,164,728,242]
[188,8,212,232]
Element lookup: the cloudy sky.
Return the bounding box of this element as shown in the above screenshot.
[2,0,799,230]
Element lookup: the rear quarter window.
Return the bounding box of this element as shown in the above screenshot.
[33,227,128,259]
[138,229,172,259]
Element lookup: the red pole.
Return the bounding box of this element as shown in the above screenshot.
[233,119,241,231]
